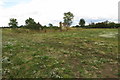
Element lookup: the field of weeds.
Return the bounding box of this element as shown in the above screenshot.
[2,28,119,78]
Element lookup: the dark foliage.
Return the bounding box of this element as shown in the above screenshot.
[87,21,120,28]
[25,18,43,30]
[79,18,85,27]
[8,18,18,28]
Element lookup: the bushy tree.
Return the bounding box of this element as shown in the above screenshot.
[63,12,74,27]
[48,23,53,27]
[25,17,36,26]
[37,22,43,30]
[8,18,18,28]
[25,17,42,30]
[79,18,85,27]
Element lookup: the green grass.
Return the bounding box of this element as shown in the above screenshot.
[2,28,119,78]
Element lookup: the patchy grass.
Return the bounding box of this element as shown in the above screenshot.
[2,28,119,78]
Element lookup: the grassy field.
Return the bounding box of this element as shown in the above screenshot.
[2,28,119,78]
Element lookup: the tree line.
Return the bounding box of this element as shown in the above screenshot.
[7,12,120,30]
[74,20,120,28]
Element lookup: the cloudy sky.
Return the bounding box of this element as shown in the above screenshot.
[0,0,119,27]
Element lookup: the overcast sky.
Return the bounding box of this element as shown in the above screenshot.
[0,0,119,27]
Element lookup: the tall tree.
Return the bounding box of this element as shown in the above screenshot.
[25,17,36,25]
[79,18,85,27]
[63,12,74,27]
[8,18,18,28]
